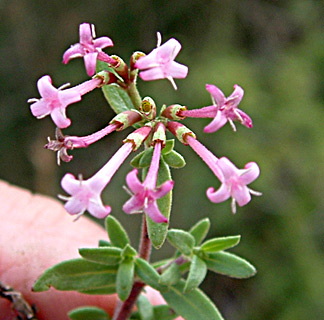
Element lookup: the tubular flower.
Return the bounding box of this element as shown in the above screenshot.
[63,23,116,76]
[207,157,262,214]
[59,127,151,219]
[135,32,188,90]
[28,75,81,128]
[181,84,252,132]
[123,141,174,223]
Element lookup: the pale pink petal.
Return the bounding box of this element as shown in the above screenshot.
[126,169,143,194]
[167,61,188,79]
[83,52,98,76]
[79,23,93,45]
[64,197,86,216]
[204,110,228,133]
[59,89,81,106]
[123,195,145,214]
[139,67,165,81]
[50,107,71,129]
[206,184,231,203]
[217,157,238,180]
[152,181,174,199]
[61,173,82,194]
[228,84,244,106]
[157,38,181,61]
[145,201,168,223]
[232,185,251,207]
[240,162,260,185]
[206,84,226,106]
[135,50,159,69]
[63,44,84,64]
[30,100,50,117]
[37,75,57,99]
[236,109,253,128]
[93,36,114,49]
[88,199,111,218]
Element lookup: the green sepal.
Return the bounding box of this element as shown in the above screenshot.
[78,247,122,265]
[146,158,172,249]
[161,139,175,155]
[161,280,224,320]
[167,229,195,256]
[189,218,210,245]
[32,258,117,294]
[121,244,137,258]
[101,83,134,115]
[139,147,154,168]
[98,239,111,247]
[184,255,207,293]
[134,258,164,291]
[159,262,182,286]
[203,251,256,278]
[68,306,110,320]
[105,215,130,248]
[117,258,135,301]
[200,235,241,253]
[136,295,154,320]
[162,150,186,168]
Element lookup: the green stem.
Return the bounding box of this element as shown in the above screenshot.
[127,81,142,110]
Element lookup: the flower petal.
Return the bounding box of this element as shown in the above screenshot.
[79,23,93,45]
[203,110,228,133]
[206,184,230,203]
[126,169,143,194]
[63,44,84,64]
[64,197,86,216]
[59,89,81,106]
[157,38,181,61]
[135,50,159,70]
[61,173,81,195]
[123,195,144,214]
[145,201,168,223]
[151,180,174,199]
[50,107,71,129]
[93,36,114,49]
[217,157,238,180]
[139,67,165,81]
[232,185,251,207]
[206,84,226,106]
[236,109,253,128]
[240,162,260,185]
[30,100,50,118]
[88,198,111,218]
[37,75,57,99]
[83,52,98,76]
[167,61,188,79]
[228,84,244,106]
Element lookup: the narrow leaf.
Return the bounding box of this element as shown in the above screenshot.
[146,158,172,249]
[139,147,154,168]
[189,218,210,245]
[161,139,175,155]
[121,244,137,258]
[130,150,146,168]
[33,259,117,294]
[184,255,207,293]
[100,83,134,114]
[159,262,182,286]
[117,259,134,301]
[68,306,110,320]
[79,247,122,265]
[137,295,154,320]
[163,150,186,168]
[161,280,224,320]
[167,229,195,256]
[204,251,257,278]
[98,239,111,247]
[201,235,241,253]
[106,215,130,248]
[153,305,178,320]
[134,258,164,291]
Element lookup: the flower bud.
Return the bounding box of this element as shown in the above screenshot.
[110,110,142,131]
[140,97,156,120]
[161,104,187,120]
[167,121,196,145]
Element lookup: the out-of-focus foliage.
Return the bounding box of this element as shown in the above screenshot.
[1,1,324,319]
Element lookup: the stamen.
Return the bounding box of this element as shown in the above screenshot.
[249,188,262,196]
[58,82,71,90]
[229,119,237,132]
[231,198,237,214]
[156,32,162,47]
[167,76,177,90]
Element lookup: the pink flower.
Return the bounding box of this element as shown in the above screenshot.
[135,33,188,90]
[28,75,81,128]
[123,141,174,223]
[180,84,252,132]
[207,157,261,213]
[63,23,115,76]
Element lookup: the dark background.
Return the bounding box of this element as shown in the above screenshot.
[1,1,324,319]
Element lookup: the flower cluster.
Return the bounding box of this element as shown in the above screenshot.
[29,22,261,222]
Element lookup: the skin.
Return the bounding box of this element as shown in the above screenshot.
[0,180,171,320]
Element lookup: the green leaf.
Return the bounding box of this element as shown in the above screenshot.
[117,258,134,301]
[204,251,256,278]
[134,258,164,291]
[159,263,182,286]
[130,150,146,168]
[161,139,175,155]
[98,239,111,247]
[184,255,207,293]
[79,247,122,265]
[137,295,154,320]
[101,83,134,115]
[189,218,210,245]
[121,244,137,258]
[167,229,195,256]
[105,215,130,248]
[201,235,241,253]
[146,158,172,249]
[161,280,224,320]
[163,150,186,168]
[68,306,110,320]
[96,60,124,82]
[33,258,117,294]
[139,147,154,168]
[153,305,178,320]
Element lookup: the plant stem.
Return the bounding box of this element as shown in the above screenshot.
[112,215,152,320]
[127,81,142,110]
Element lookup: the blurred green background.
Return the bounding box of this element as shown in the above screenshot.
[1,0,324,319]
